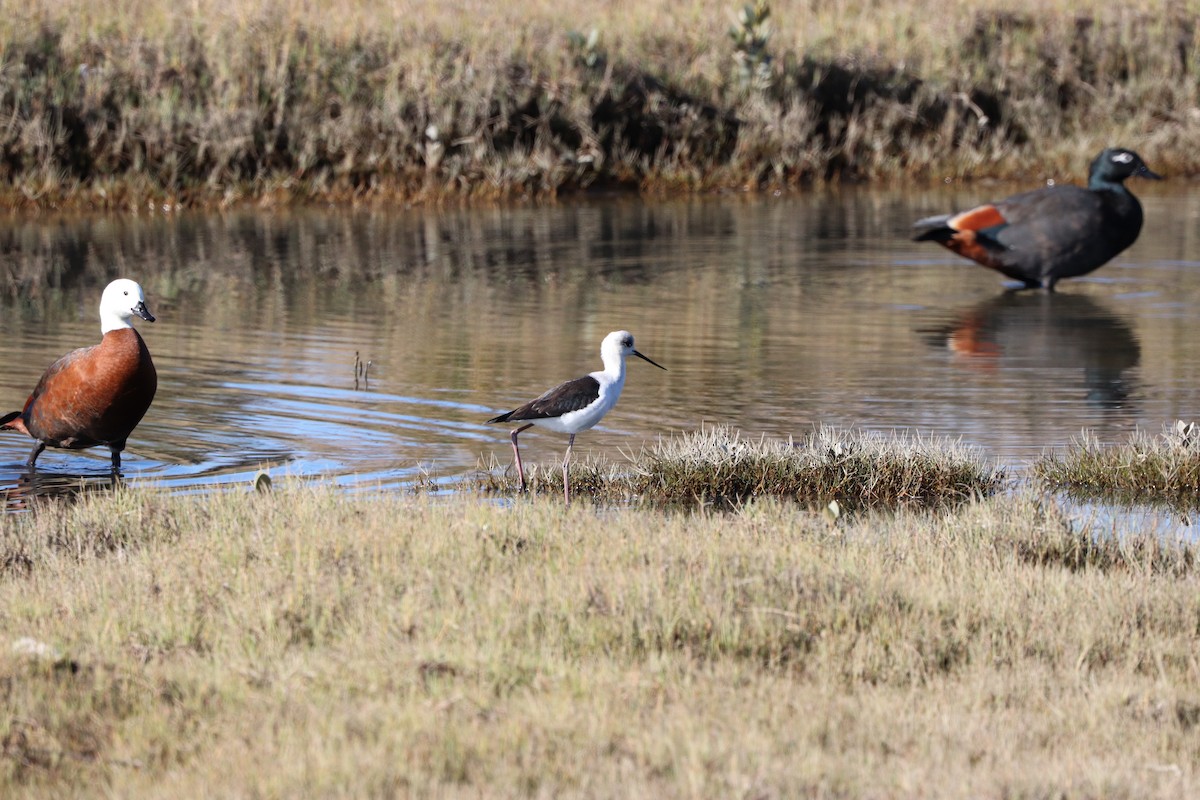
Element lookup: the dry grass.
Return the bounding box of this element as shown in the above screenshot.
[0,0,1194,209]
[1035,421,1200,509]
[1,484,1199,797]
[475,425,1004,510]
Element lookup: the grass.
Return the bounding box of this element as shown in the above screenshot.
[0,0,1195,209]
[1035,420,1200,509]
[475,425,1005,510]
[1,484,1198,797]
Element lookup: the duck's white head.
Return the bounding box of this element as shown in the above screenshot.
[600,330,666,371]
[99,279,155,334]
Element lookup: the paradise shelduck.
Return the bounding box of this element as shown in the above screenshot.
[487,330,666,504]
[913,148,1161,290]
[1,279,157,471]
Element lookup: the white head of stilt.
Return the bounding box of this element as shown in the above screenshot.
[99,279,156,334]
[598,330,639,380]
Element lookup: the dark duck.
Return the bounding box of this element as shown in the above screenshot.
[913,148,1161,291]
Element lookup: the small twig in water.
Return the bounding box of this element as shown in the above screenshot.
[354,351,373,391]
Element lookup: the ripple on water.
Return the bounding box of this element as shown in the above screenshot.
[0,192,1198,515]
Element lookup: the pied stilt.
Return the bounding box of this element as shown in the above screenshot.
[487,330,666,504]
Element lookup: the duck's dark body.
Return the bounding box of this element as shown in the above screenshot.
[913,148,1161,290]
[2,316,157,469]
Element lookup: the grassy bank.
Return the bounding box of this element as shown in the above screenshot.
[471,424,1200,512]
[1,486,1199,797]
[0,0,1196,209]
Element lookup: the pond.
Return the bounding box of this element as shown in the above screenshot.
[1,183,1198,511]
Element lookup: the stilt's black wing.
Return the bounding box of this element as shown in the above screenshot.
[487,376,601,423]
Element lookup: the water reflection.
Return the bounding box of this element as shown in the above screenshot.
[0,187,1198,512]
[0,469,120,512]
[921,292,1142,410]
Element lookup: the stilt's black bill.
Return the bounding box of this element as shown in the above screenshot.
[633,350,667,370]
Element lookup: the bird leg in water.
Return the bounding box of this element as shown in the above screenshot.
[510,424,533,492]
[27,441,45,469]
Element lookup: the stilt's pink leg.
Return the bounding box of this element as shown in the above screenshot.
[562,433,575,505]
[511,424,533,492]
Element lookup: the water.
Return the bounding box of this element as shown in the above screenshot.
[1,185,1198,513]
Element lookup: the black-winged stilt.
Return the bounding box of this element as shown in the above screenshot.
[487,330,666,504]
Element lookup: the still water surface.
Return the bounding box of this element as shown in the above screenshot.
[1,185,1198,507]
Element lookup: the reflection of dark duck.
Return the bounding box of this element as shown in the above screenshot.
[913,148,1161,290]
[1,469,120,512]
[922,292,1141,409]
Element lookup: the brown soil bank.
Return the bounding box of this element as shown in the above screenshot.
[1,1,1197,210]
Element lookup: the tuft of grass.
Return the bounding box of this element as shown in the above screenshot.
[631,425,1004,509]
[478,425,1004,509]
[1035,421,1200,509]
[2,486,1199,797]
